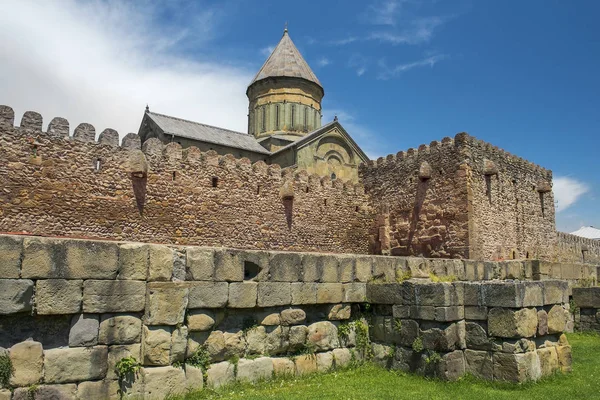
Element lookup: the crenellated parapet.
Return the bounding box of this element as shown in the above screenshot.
[0,106,369,253]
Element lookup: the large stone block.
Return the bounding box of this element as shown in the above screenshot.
[547,304,569,334]
[99,314,142,344]
[302,254,339,282]
[272,357,295,376]
[21,237,62,279]
[316,351,334,371]
[556,344,572,372]
[188,282,229,308]
[0,235,22,278]
[69,314,99,347]
[295,354,318,375]
[372,257,396,282]
[464,306,487,320]
[493,352,541,382]
[83,280,146,313]
[118,243,148,280]
[537,347,559,377]
[148,244,174,281]
[228,282,258,308]
[77,380,120,400]
[141,366,187,398]
[343,283,366,303]
[291,282,317,305]
[415,283,455,306]
[186,247,214,281]
[327,304,351,320]
[14,384,77,400]
[0,279,33,314]
[106,344,141,380]
[206,361,235,388]
[307,321,339,351]
[465,321,491,350]
[281,308,307,325]
[355,256,373,283]
[142,326,171,366]
[9,341,43,386]
[572,287,600,308]
[44,346,108,383]
[406,258,431,279]
[421,323,461,352]
[213,249,244,282]
[269,252,302,282]
[339,256,355,283]
[36,279,81,315]
[145,283,189,325]
[435,306,464,322]
[488,308,538,338]
[237,357,273,382]
[481,282,524,308]
[366,283,404,304]
[522,282,544,307]
[258,282,291,307]
[62,239,119,279]
[437,350,465,381]
[187,309,217,331]
[170,326,188,363]
[316,283,343,304]
[185,365,204,391]
[464,349,493,380]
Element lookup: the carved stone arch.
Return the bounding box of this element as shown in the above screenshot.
[315,134,354,164]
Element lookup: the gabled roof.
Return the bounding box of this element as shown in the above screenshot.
[144,111,270,155]
[249,29,322,88]
[271,120,370,162]
[571,226,600,240]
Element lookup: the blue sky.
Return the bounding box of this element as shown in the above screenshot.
[1,0,598,232]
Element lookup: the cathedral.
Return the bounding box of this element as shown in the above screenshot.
[137,28,368,182]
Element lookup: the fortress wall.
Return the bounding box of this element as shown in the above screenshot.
[0,106,370,253]
[555,232,600,265]
[359,136,471,259]
[460,134,556,261]
[0,234,573,397]
[366,280,572,382]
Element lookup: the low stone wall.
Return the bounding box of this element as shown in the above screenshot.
[365,280,572,382]
[0,234,575,398]
[572,287,600,332]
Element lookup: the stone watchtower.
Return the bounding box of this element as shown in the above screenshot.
[247,28,324,149]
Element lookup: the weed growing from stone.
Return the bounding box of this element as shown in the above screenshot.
[27,384,39,400]
[0,354,13,388]
[187,345,212,383]
[394,319,402,332]
[425,350,441,365]
[396,270,412,282]
[412,337,424,353]
[354,319,373,361]
[115,356,141,383]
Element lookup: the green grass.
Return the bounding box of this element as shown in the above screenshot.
[176,333,600,400]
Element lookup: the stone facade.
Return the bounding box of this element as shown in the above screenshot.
[0,234,573,399]
[0,107,596,265]
[361,133,558,261]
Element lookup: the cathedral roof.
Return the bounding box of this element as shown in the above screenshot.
[145,111,271,154]
[249,29,322,88]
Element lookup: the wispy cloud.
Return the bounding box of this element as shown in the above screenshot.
[348,54,369,77]
[378,53,447,79]
[317,57,331,67]
[0,0,252,136]
[260,45,275,58]
[364,0,404,26]
[369,16,445,45]
[553,176,590,212]
[327,37,359,46]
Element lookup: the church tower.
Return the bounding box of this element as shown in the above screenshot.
[247,28,324,145]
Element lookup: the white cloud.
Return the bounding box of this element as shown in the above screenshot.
[317,57,331,67]
[365,0,403,26]
[348,54,369,77]
[369,16,445,45]
[377,53,446,79]
[0,0,253,138]
[260,45,276,58]
[553,176,590,212]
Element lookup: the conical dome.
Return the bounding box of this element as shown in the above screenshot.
[249,29,322,88]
